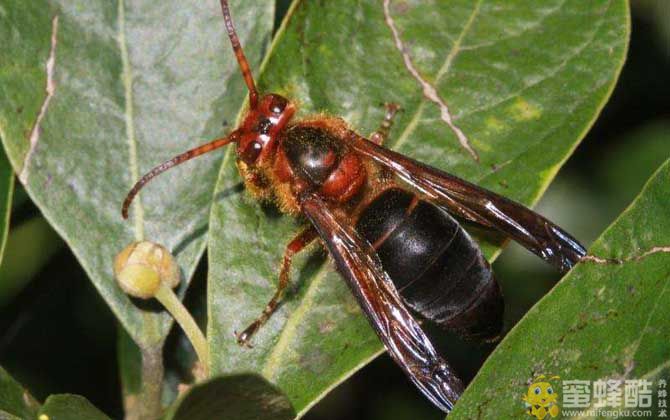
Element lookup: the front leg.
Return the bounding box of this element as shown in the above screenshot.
[236,227,317,346]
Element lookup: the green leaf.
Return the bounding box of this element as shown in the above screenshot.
[450,158,670,418]
[0,217,63,306]
[164,374,295,420]
[0,1,273,346]
[39,394,109,420]
[0,366,40,419]
[0,148,13,266]
[208,0,630,414]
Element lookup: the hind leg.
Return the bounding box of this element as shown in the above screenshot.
[369,103,401,145]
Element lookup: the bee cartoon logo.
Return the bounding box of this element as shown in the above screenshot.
[523,375,560,419]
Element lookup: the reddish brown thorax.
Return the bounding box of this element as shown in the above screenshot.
[235,94,367,213]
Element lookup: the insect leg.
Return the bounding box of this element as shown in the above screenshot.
[236,227,318,347]
[369,102,401,145]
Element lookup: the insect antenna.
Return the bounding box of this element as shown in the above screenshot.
[123,2,259,219]
[219,0,259,108]
[122,133,238,219]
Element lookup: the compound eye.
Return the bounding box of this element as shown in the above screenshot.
[269,95,288,115]
[240,140,262,163]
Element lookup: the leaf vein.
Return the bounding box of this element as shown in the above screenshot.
[389,0,483,153]
[460,0,612,120]
[19,15,59,185]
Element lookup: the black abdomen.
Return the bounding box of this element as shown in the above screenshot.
[356,188,503,340]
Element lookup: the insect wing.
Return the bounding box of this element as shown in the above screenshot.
[300,194,464,412]
[349,133,586,273]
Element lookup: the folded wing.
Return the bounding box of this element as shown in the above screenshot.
[349,133,586,273]
[301,193,464,412]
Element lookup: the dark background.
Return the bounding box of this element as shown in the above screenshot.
[1,1,668,419]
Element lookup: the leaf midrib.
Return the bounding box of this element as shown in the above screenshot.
[118,0,144,241]
[391,0,482,151]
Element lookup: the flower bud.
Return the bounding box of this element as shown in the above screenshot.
[114,241,180,299]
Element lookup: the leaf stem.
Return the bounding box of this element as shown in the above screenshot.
[135,343,163,420]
